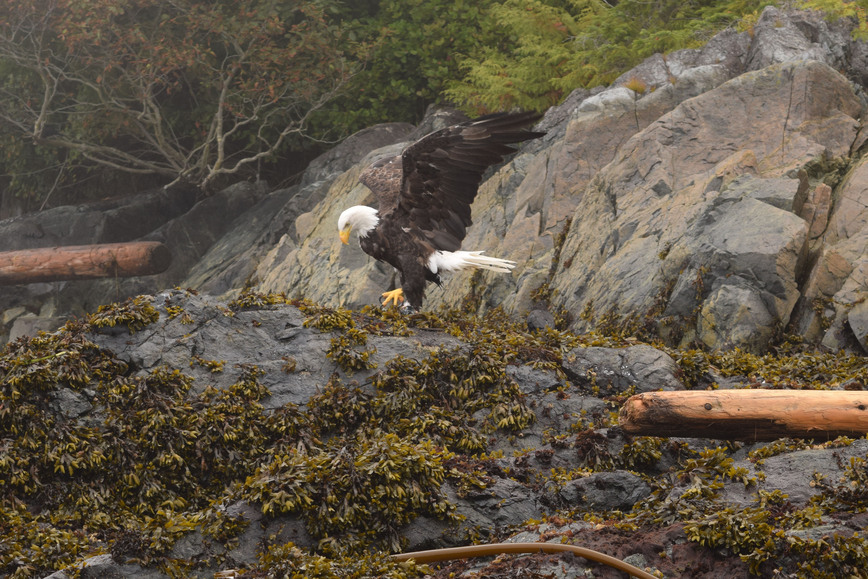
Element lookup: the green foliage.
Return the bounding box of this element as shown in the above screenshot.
[619,436,665,469]
[748,438,809,463]
[629,447,756,526]
[307,378,373,434]
[672,349,711,389]
[446,0,772,112]
[327,327,377,371]
[0,308,305,576]
[0,298,545,575]
[300,302,356,332]
[319,0,499,128]
[446,0,591,113]
[800,0,868,39]
[788,533,868,578]
[0,503,92,579]
[0,0,352,194]
[667,347,868,389]
[684,504,777,567]
[617,438,868,576]
[1,0,861,212]
[366,344,535,453]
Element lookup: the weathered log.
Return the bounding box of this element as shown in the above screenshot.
[0,242,171,285]
[619,389,868,441]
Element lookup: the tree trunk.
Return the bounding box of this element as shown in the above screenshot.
[619,389,868,441]
[0,242,171,285]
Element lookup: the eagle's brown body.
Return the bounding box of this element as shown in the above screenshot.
[338,112,545,310]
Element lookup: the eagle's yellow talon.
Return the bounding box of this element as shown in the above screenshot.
[380,288,404,307]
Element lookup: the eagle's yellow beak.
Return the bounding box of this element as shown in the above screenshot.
[339,226,351,245]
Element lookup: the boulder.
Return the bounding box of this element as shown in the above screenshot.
[790,154,868,351]
[553,60,859,352]
[0,185,196,252]
[563,344,684,394]
[556,470,652,511]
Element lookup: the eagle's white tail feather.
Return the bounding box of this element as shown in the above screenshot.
[428,250,516,274]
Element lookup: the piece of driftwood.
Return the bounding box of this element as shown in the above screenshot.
[619,389,868,441]
[0,242,171,285]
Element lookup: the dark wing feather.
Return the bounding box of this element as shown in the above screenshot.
[393,112,545,251]
[358,155,402,214]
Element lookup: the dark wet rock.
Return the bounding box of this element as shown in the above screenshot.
[556,470,652,511]
[563,344,684,394]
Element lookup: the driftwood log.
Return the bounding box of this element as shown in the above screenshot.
[0,242,171,285]
[619,389,868,441]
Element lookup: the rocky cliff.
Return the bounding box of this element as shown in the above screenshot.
[3,8,868,356]
[251,7,868,356]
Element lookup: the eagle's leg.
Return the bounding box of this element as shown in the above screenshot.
[380,287,405,307]
[400,263,427,312]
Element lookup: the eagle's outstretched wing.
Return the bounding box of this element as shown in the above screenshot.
[358,154,403,214]
[388,112,544,251]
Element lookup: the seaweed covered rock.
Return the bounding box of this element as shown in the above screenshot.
[2,291,868,578]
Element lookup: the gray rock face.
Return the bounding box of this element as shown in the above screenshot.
[0,182,265,340]
[7,8,868,353]
[90,290,465,410]
[556,470,652,511]
[220,8,868,353]
[553,59,860,352]
[0,185,197,252]
[563,344,684,394]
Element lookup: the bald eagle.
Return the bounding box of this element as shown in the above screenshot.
[338,112,544,311]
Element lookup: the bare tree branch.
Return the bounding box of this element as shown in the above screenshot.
[0,0,354,191]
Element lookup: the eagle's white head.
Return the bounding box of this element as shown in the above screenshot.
[338,205,379,244]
